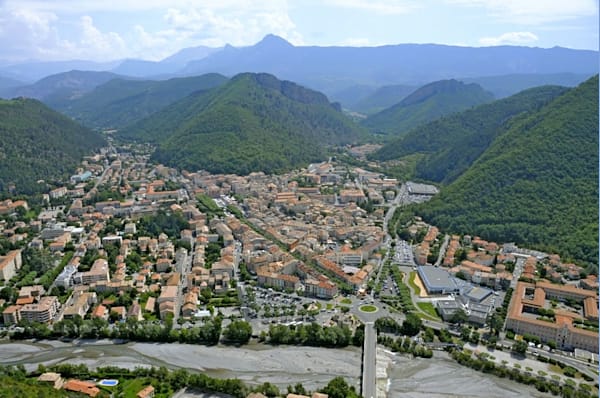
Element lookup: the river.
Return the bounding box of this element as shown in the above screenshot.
[0,340,548,397]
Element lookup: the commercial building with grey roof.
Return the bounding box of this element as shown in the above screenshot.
[417,266,460,295]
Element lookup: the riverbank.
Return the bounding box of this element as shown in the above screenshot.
[0,340,361,392]
[0,339,557,397]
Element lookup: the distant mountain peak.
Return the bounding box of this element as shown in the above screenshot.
[255,34,293,48]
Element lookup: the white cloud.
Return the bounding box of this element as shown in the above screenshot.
[479,31,539,46]
[127,2,303,58]
[0,4,129,62]
[449,0,598,24]
[0,0,304,61]
[323,0,416,15]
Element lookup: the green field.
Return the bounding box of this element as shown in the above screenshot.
[416,302,440,319]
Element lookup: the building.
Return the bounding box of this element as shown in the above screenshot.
[0,250,22,281]
[417,266,460,295]
[2,305,22,325]
[37,372,64,389]
[49,187,68,199]
[436,300,462,321]
[20,296,60,323]
[506,281,598,352]
[304,279,338,299]
[62,292,97,320]
[63,379,100,397]
[137,385,155,398]
[73,259,110,285]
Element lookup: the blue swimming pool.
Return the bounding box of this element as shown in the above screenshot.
[98,379,119,386]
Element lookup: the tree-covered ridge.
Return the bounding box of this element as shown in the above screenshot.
[361,79,494,137]
[0,98,106,194]
[54,73,228,129]
[351,83,416,114]
[121,72,367,175]
[373,85,568,184]
[416,75,599,266]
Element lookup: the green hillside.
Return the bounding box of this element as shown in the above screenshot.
[416,76,598,266]
[361,79,494,137]
[0,98,105,194]
[55,73,228,129]
[373,85,568,184]
[121,73,366,175]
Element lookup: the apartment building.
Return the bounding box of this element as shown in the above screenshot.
[20,296,60,324]
[0,250,22,282]
[73,259,110,285]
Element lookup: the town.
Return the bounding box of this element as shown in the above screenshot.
[0,141,597,398]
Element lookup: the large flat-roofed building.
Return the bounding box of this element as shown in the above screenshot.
[73,259,110,285]
[417,266,460,295]
[506,281,598,352]
[406,182,439,196]
[20,296,60,324]
[0,250,22,281]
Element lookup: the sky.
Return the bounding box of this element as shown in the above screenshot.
[0,0,597,63]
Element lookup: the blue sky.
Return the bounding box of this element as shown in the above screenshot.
[0,0,597,62]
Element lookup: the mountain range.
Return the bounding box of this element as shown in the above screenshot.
[119,72,366,175]
[1,34,596,108]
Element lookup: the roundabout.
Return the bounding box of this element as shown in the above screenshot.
[359,304,378,313]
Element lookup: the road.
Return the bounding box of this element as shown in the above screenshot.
[172,241,194,326]
[362,321,377,398]
[434,234,450,266]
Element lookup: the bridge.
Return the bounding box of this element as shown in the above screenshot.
[361,321,377,398]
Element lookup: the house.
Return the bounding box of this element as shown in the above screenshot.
[37,372,64,389]
[137,385,155,398]
[91,304,108,320]
[110,306,127,321]
[127,302,143,321]
[63,379,100,397]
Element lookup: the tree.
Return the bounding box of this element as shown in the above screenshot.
[400,312,422,337]
[450,309,468,325]
[320,376,360,398]
[223,320,252,344]
[512,339,528,355]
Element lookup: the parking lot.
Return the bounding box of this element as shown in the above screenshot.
[240,286,345,334]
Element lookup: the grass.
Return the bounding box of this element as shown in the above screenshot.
[326,303,334,310]
[340,298,352,305]
[416,302,439,319]
[120,378,148,397]
[408,272,421,295]
[360,305,378,313]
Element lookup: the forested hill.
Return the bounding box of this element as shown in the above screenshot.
[0,98,106,194]
[361,79,494,137]
[415,75,599,267]
[372,85,568,184]
[54,73,228,129]
[120,72,366,175]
